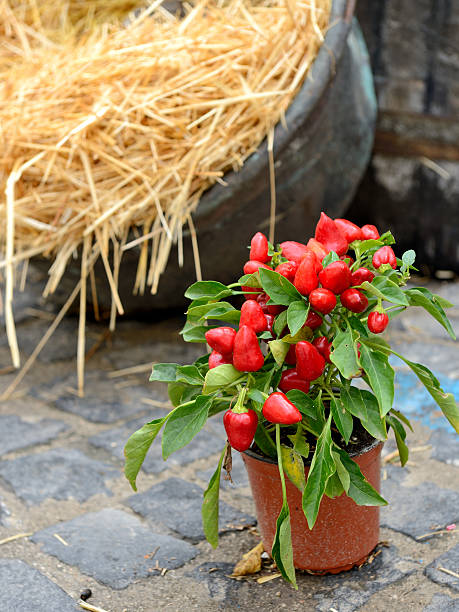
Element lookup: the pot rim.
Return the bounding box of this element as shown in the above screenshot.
[243,437,383,466]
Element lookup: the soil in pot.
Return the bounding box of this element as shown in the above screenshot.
[242,420,383,574]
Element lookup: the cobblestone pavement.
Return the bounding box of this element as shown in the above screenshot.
[0,268,458,611]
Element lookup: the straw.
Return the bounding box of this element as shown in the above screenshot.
[0,0,331,384]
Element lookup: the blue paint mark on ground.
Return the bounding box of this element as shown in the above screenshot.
[392,365,459,433]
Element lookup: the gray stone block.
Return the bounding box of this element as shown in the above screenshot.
[381,467,459,540]
[314,545,418,612]
[187,562,242,605]
[426,543,459,592]
[429,429,459,467]
[0,415,68,455]
[0,449,118,505]
[126,477,255,540]
[90,416,225,473]
[0,559,78,612]
[424,593,459,611]
[31,508,197,589]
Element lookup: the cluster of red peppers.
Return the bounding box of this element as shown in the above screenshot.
[218,212,394,452]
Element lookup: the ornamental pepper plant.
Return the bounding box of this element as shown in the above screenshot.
[124,212,459,588]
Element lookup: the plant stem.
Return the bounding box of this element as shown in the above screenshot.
[276,424,287,500]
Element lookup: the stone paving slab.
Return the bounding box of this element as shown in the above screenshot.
[31,508,198,589]
[425,543,459,592]
[424,593,459,611]
[313,545,418,611]
[187,562,243,606]
[429,429,459,467]
[0,414,69,454]
[126,477,255,540]
[0,448,119,505]
[381,467,459,540]
[197,451,249,489]
[0,559,78,612]
[90,416,225,473]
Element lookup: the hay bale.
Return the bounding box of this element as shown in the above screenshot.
[0,0,331,391]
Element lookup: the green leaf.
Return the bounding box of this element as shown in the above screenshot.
[268,339,290,366]
[287,300,309,337]
[259,268,303,306]
[288,429,310,459]
[330,327,361,379]
[390,408,413,432]
[405,287,456,339]
[330,396,353,444]
[187,301,241,323]
[274,310,288,336]
[185,280,232,300]
[280,445,306,493]
[340,387,387,440]
[332,450,350,493]
[238,273,262,288]
[390,352,459,435]
[124,418,165,490]
[360,276,409,306]
[302,417,336,529]
[432,294,454,309]
[176,365,205,386]
[202,446,226,548]
[285,390,325,434]
[335,449,387,506]
[149,363,179,382]
[386,415,409,466]
[203,364,242,393]
[281,327,313,344]
[321,251,340,267]
[348,316,369,337]
[271,502,297,588]
[180,322,210,343]
[359,344,394,416]
[325,472,345,498]
[401,249,416,272]
[162,395,212,459]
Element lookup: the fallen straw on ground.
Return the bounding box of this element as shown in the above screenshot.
[0,0,331,392]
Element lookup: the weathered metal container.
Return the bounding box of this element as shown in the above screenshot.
[50,0,377,312]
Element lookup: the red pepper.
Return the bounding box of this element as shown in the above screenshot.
[306,238,329,261]
[243,260,272,275]
[294,251,319,296]
[312,336,331,363]
[280,241,309,264]
[262,392,302,424]
[278,369,310,394]
[361,224,380,240]
[208,350,233,369]
[303,310,323,330]
[239,300,268,333]
[223,409,258,451]
[205,327,236,355]
[233,325,265,372]
[350,267,375,286]
[264,314,275,338]
[275,261,298,282]
[368,311,389,334]
[340,288,369,313]
[315,212,348,256]
[334,218,362,243]
[295,341,326,381]
[285,344,297,365]
[256,292,285,315]
[373,246,397,269]
[318,260,351,294]
[308,288,337,314]
[250,232,270,263]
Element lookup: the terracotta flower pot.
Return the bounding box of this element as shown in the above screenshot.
[242,439,383,574]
